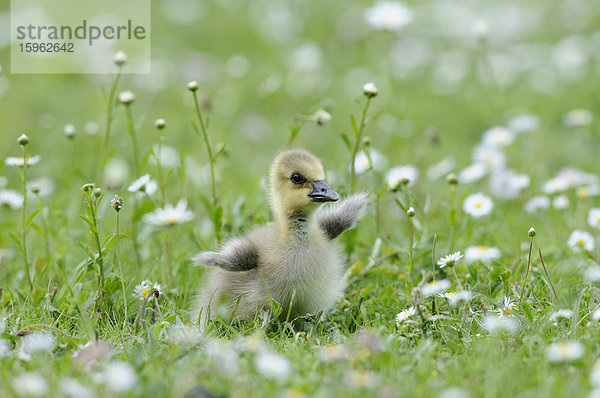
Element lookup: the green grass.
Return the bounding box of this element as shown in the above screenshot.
[1,0,600,396]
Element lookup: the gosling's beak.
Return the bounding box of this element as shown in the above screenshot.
[309,180,340,202]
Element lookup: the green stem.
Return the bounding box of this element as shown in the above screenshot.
[156,136,166,207]
[97,67,122,183]
[350,96,372,191]
[124,104,140,176]
[519,236,534,306]
[191,91,216,207]
[89,196,105,291]
[116,211,128,326]
[21,146,33,291]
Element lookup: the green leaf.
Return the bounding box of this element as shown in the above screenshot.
[349,114,358,137]
[80,216,98,234]
[8,232,23,254]
[25,209,40,228]
[340,133,352,151]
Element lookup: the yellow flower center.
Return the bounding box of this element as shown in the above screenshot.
[596,216,600,223]
[477,245,488,250]
[142,288,151,297]
[577,239,585,247]
[475,203,482,208]
[578,187,588,199]
[504,308,512,315]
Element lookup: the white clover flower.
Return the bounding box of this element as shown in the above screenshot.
[27,177,55,197]
[568,230,595,252]
[352,149,387,175]
[458,163,487,184]
[5,155,41,167]
[385,165,419,189]
[497,296,516,318]
[437,251,463,268]
[546,341,584,362]
[427,157,455,180]
[524,196,550,213]
[61,378,95,398]
[254,351,291,380]
[364,2,413,31]
[143,199,194,227]
[481,126,515,148]
[463,193,493,218]
[22,332,55,354]
[12,372,48,397]
[588,208,600,229]
[488,169,530,200]
[550,309,573,321]
[343,369,379,389]
[552,195,569,210]
[420,279,451,297]
[563,109,593,127]
[508,114,539,133]
[584,266,600,284]
[118,90,135,104]
[471,145,506,171]
[104,362,137,392]
[483,315,519,334]
[0,189,24,209]
[464,246,501,264]
[395,306,416,323]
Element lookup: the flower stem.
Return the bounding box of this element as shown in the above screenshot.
[97,67,122,183]
[350,97,372,191]
[124,104,140,176]
[21,146,33,291]
[116,211,128,326]
[519,235,534,305]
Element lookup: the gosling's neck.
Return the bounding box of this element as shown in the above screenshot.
[274,208,314,241]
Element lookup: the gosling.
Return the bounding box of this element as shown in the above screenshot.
[191,149,368,327]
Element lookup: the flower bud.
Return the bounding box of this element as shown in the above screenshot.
[64,124,76,139]
[111,195,123,212]
[407,207,415,217]
[362,82,379,98]
[18,134,29,146]
[114,51,127,66]
[313,109,331,125]
[118,91,135,104]
[93,187,102,198]
[31,185,40,195]
[82,183,94,193]
[187,80,198,92]
[154,118,166,130]
[446,173,458,185]
[528,227,536,237]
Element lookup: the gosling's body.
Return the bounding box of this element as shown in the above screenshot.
[192,149,367,326]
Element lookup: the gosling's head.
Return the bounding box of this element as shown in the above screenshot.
[269,149,339,218]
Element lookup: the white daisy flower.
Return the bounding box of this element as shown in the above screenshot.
[22,332,55,354]
[12,372,48,397]
[364,2,413,31]
[482,315,519,334]
[133,280,161,301]
[104,362,138,392]
[593,310,600,322]
[427,157,455,180]
[118,90,135,104]
[420,279,451,297]
[588,208,600,229]
[103,158,130,190]
[489,169,530,199]
[481,126,515,148]
[254,351,291,380]
[568,230,594,252]
[563,109,593,127]
[5,155,41,167]
[319,344,348,362]
[343,369,379,389]
[395,306,416,323]
[385,165,419,189]
[0,189,24,209]
[143,199,194,227]
[542,177,569,194]
[524,196,550,213]
[508,114,539,133]
[552,195,569,210]
[577,185,600,199]
[437,251,463,268]
[64,124,76,139]
[27,177,55,197]
[497,296,516,317]
[0,339,9,357]
[591,360,600,386]
[150,144,181,168]
[0,248,14,263]
[439,290,472,307]
[127,174,153,193]
[464,246,501,264]
[61,378,95,398]
[463,193,493,218]
[471,145,506,171]
[352,149,387,175]
[458,163,487,184]
[550,309,573,321]
[546,341,584,362]
[584,266,600,284]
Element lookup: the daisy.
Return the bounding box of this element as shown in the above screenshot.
[563,109,593,127]
[151,144,181,168]
[440,290,472,307]
[118,90,135,104]
[567,230,594,252]
[508,114,539,133]
[364,2,413,31]
[143,199,194,226]
[524,196,550,213]
[395,306,416,323]
[427,157,455,180]
[546,341,584,362]
[127,174,154,192]
[552,195,569,210]
[584,266,600,284]
[352,149,387,175]
[464,245,501,264]
[550,309,573,321]
[488,169,530,199]
[27,177,55,197]
[588,208,600,229]
[471,145,506,171]
[578,185,600,199]
[254,351,291,380]
[385,165,419,189]
[463,192,493,218]
[0,189,24,209]
[61,378,95,398]
[319,345,348,362]
[437,251,463,268]
[482,315,519,334]
[343,369,379,389]
[5,155,41,167]
[420,279,451,297]
[104,362,138,392]
[458,163,487,184]
[12,372,48,397]
[481,126,515,148]
[133,280,161,300]
[497,296,516,317]
[22,332,55,354]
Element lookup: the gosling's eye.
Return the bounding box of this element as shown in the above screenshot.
[290,172,305,185]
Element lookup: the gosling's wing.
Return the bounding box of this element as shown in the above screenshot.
[317,193,369,240]
[191,236,259,272]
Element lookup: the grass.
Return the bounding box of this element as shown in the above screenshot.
[1,0,600,396]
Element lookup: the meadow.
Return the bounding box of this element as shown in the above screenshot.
[1,0,600,396]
